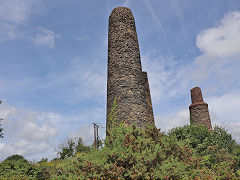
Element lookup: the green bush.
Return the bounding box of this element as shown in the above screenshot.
[52,124,240,179]
[58,137,90,159]
[169,125,240,177]
[0,155,40,179]
[36,158,67,180]
[1,124,239,179]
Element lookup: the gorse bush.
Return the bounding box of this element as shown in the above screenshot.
[52,124,240,179]
[1,123,239,179]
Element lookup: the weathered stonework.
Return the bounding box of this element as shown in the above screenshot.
[106,7,155,133]
[189,87,212,130]
[142,71,154,125]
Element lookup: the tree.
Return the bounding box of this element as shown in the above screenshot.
[58,137,90,159]
[0,118,3,138]
[75,137,90,153]
[58,138,75,159]
[3,154,28,162]
[0,154,40,179]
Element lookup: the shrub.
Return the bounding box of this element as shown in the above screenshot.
[169,125,240,177]
[2,124,239,179]
[58,137,90,159]
[52,124,240,179]
[0,155,40,179]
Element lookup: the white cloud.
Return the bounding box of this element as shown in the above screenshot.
[142,11,240,142]
[155,109,189,133]
[0,101,107,161]
[33,28,58,48]
[68,125,103,146]
[141,53,192,102]
[0,104,58,161]
[40,57,106,103]
[207,92,240,142]
[0,0,32,24]
[0,0,39,41]
[141,11,240,104]
[123,0,131,6]
[193,11,240,86]
[68,125,93,146]
[0,0,58,47]
[143,0,173,56]
[156,92,240,143]
[73,36,90,41]
[197,11,240,58]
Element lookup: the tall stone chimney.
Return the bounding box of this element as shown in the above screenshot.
[189,87,212,130]
[106,7,154,132]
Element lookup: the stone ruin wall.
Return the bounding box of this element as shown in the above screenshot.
[189,87,212,130]
[106,7,155,132]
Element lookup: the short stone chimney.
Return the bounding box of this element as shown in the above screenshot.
[189,87,212,130]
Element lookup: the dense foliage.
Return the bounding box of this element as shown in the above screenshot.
[0,124,239,179]
[58,137,90,159]
[0,155,40,179]
[169,125,240,177]
[51,124,240,179]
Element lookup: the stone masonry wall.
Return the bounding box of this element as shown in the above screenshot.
[189,87,212,130]
[106,7,154,133]
[142,71,154,125]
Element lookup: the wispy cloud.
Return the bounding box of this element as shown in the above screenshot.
[40,57,106,103]
[0,55,106,107]
[123,0,131,6]
[155,109,189,133]
[68,124,105,146]
[169,0,194,54]
[141,53,192,102]
[143,10,240,99]
[33,28,58,48]
[143,11,240,143]
[208,92,240,130]
[196,11,240,58]
[206,92,240,143]
[72,36,90,41]
[0,104,58,161]
[0,0,32,23]
[193,11,240,91]
[0,0,39,41]
[0,101,106,161]
[157,92,240,143]
[143,0,173,56]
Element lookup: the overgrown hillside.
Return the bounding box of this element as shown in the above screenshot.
[0,123,240,179]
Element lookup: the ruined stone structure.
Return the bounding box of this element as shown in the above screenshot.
[189,87,212,130]
[106,7,155,132]
[142,71,154,124]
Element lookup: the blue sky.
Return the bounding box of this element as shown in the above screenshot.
[0,0,240,161]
